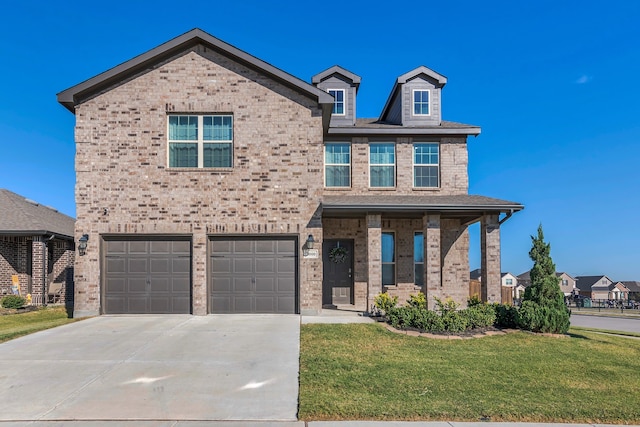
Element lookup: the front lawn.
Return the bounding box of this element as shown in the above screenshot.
[0,306,83,343]
[299,323,640,422]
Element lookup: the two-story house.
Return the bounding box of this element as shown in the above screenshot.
[57,29,523,317]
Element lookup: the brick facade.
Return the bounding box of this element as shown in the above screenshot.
[0,235,73,304]
[73,47,324,316]
[60,29,521,317]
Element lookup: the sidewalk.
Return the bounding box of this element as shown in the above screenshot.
[0,420,637,426]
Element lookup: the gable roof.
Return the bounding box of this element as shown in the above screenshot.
[0,189,75,239]
[470,268,481,280]
[575,275,610,291]
[556,272,575,280]
[622,281,640,292]
[57,28,334,114]
[312,65,361,92]
[379,66,448,122]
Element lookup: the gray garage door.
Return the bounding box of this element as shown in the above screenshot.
[210,237,297,314]
[104,238,191,314]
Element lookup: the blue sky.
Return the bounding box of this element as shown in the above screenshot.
[1,1,639,279]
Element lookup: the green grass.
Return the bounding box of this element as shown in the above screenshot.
[0,306,84,343]
[299,323,640,422]
[570,326,640,339]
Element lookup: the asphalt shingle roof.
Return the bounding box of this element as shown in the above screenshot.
[0,189,75,238]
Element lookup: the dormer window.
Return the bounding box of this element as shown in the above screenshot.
[413,90,430,116]
[328,89,345,115]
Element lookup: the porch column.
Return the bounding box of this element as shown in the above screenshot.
[31,236,46,305]
[366,214,382,311]
[423,214,441,309]
[480,214,501,303]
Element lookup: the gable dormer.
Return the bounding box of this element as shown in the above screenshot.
[312,65,361,126]
[379,66,447,126]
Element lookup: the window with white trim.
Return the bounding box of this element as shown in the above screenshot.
[413,143,439,187]
[506,278,513,286]
[382,232,395,286]
[370,143,395,188]
[413,89,430,116]
[168,115,233,168]
[414,232,424,287]
[328,89,345,115]
[324,143,351,187]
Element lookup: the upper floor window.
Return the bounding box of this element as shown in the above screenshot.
[168,115,233,168]
[382,232,395,286]
[506,278,513,286]
[328,89,345,115]
[413,89,430,116]
[325,143,351,187]
[370,143,395,188]
[413,143,439,187]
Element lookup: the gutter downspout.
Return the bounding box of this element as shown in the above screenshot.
[498,209,514,225]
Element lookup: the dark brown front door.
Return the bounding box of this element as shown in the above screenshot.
[322,239,354,306]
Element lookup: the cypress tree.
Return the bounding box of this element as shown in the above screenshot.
[518,225,571,333]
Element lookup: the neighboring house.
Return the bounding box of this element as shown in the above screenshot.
[470,268,482,281]
[609,282,629,300]
[516,270,576,298]
[500,272,519,299]
[622,281,640,301]
[575,275,628,300]
[57,28,523,317]
[0,189,75,304]
[556,272,577,297]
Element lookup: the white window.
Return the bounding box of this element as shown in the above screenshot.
[413,89,430,116]
[168,115,233,168]
[328,89,345,115]
[370,143,395,188]
[325,143,351,187]
[413,143,439,188]
[506,278,513,286]
[414,232,424,286]
[382,232,395,286]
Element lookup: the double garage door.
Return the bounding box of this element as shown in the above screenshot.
[103,237,296,314]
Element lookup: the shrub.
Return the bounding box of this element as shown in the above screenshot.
[463,304,496,329]
[387,305,445,333]
[407,292,427,309]
[434,297,459,315]
[374,292,398,315]
[493,303,518,328]
[517,300,570,334]
[1,295,26,309]
[442,311,469,333]
[519,225,570,334]
[467,294,483,307]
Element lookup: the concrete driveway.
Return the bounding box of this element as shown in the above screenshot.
[0,315,300,422]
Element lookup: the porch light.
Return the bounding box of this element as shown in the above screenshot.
[78,234,89,256]
[305,234,316,250]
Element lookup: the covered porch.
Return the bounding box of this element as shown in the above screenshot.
[320,195,523,311]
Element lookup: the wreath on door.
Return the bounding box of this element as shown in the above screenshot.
[328,244,349,263]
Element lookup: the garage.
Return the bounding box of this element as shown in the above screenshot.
[103,237,191,314]
[210,237,297,314]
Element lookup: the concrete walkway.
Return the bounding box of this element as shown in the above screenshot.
[0,315,300,422]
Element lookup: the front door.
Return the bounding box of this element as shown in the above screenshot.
[322,239,354,306]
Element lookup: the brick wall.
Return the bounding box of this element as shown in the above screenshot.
[0,236,29,296]
[323,136,468,195]
[0,236,73,304]
[73,46,325,316]
[323,216,469,311]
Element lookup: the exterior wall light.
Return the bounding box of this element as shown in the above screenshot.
[78,234,89,256]
[303,234,317,258]
[305,234,316,250]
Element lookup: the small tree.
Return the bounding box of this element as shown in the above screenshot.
[517,225,570,333]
